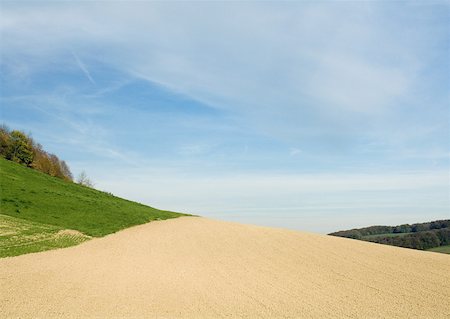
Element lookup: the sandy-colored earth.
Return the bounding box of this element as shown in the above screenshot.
[1,217,449,318]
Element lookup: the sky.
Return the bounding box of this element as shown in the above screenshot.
[1,1,449,233]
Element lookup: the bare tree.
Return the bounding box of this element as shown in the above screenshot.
[77,170,94,188]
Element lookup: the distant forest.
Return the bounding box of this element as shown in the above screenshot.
[0,125,73,181]
[329,220,450,251]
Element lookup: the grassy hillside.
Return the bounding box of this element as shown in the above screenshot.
[0,158,186,256]
[427,245,450,254]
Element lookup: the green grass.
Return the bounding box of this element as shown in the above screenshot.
[427,245,450,254]
[0,158,187,257]
[0,214,90,257]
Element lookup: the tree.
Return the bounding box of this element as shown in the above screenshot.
[1,125,74,181]
[48,154,64,179]
[393,224,411,233]
[346,230,362,239]
[31,143,51,174]
[412,223,428,232]
[6,130,34,166]
[77,171,94,188]
[0,125,11,156]
[60,160,73,181]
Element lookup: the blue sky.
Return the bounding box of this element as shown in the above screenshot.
[1,1,449,233]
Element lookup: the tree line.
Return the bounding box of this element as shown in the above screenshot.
[330,220,449,239]
[365,228,450,250]
[329,220,450,250]
[0,125,73,181]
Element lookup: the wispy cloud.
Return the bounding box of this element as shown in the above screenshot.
[71,51,96,85]
[290,148,301,156]
[178,144,211,156]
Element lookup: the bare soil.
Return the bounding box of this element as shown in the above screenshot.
[1,217,449,318]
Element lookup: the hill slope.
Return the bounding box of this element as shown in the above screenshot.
[1,217,449,318]
[0,158,185,256]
